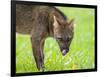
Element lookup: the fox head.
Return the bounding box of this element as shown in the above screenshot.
[53,16,74,56]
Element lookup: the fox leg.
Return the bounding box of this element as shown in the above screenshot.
[30,31,46,71]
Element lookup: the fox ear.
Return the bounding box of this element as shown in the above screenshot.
[67,18,75,29]
[53,15,59,28]
[53,15,61,35]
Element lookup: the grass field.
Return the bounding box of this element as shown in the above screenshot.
[16,7,95,73]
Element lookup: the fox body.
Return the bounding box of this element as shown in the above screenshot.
[16,4,74,70]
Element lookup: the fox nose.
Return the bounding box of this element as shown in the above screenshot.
[62,49,66,55]
[62,49,69,56]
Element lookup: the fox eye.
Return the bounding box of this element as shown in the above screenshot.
[67,37,72,41]
[67,38,70,41]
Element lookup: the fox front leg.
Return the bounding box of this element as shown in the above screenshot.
[30,33,45,71]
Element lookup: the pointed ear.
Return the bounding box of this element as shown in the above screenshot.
[68,18,75,29]
[53,15,59,28]
[53,15,61,35]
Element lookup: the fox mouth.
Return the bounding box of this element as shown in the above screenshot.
[61,49,69,56]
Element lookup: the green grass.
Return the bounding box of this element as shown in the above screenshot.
[16,7,95,73]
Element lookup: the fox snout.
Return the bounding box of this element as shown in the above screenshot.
[60,46,69,56]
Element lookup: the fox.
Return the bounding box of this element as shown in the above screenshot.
[16,4,74,71]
